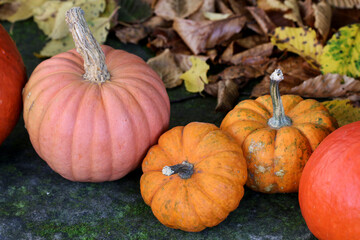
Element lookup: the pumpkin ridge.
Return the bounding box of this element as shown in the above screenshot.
[191,176,228,218]
[104,85,138,173]
[26,71,84,97]
[109,79,169,126]
[111,74,169,108]
[291,110,337,131]
[25,80,82,157]
[38,82,88,180]
[193,149,242,166]
[29,80,83,148]
[99,86,115,181]
[67,83,93,181]
[183,183,203,230]
[108,82,152,148]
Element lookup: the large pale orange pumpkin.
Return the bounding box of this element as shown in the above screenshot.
[22,8,170,182]
[140,122,247,232]
[0,24,27,145]
[221,69,338,193]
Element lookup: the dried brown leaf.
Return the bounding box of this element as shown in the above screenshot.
[313,1,332,42]
[246,6,276,35]
[216,0,234,14]
[289,74,360,98]
[147,49,183,88]
[215,79,240,111]
[251,56,320,96]
[148,27,191,54]
[189,0,215,21]
[299,0,315,27]
[173,15,246,55]
[115,16,167,44]
[154,0,203,20]
[228,0,248,15]
[235,35,269,49]
[222,42,273,65]
[326,0,360,9]
[283,0,303,27]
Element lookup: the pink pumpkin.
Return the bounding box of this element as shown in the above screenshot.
[22,8,170,182]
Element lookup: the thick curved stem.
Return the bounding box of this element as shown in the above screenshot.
[65,7,110,83]
[268,69,292,129]
[162,161,194,179]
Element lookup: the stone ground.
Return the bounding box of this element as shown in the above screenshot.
[0,19,316,240]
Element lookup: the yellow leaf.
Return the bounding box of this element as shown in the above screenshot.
[1,0,46,23]
[180,57,209,93]
[39,17,110,57]
[320,23,360,78]
[270,27,323,68]
[323,99,360,127]
[33,0,106,40]
[203,12,231,21]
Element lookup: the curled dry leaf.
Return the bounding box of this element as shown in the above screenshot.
[222,42,273,65]
[271,26,323,68]
[323,99,360,127]
[154,0,203,21]
[326,0,360,9]
[148,27,191,54]
[215,79,240,112]
[115,16,167,44]
[173,15,247,55]
[147,49,183,88]
[299,0,315,27]
[246,7,276,35]
[190,0,215,21]
[289,74,360,99]
[235,35,269,49]
[283,0,303,27]
[251,56,320,97]
[313,1,332,42]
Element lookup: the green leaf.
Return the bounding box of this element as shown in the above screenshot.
[323,99,360,127]
[270,27,323,69]
[320,23,360,78]
[117,0,152,23]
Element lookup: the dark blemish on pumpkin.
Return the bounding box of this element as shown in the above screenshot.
[28,101,35,112]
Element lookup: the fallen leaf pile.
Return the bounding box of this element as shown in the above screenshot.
[0,0,118,57]
[2,0,360,112]
[115,0,360,111]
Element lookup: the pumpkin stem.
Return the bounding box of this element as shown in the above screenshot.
[65,7,110,83]
[268,69,292,129]
[162,161,194,179]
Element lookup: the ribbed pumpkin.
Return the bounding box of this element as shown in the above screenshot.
[22,8,170,182]
[140,122,247,232]
[0,24,27,145]
[299,121,360,240]
[221,69,338,193]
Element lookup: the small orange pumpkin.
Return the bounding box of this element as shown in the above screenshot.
[140,122,247,232]
[22,8,170,182]
[221,69,338,193]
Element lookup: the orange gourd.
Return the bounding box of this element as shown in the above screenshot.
[299,121,360,240]
[22,8,170,182]
[0,24,27,145]
[140,122,247,232]
[221,69,338,193]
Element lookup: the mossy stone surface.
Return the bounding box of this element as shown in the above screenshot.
[0,19,316,240]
